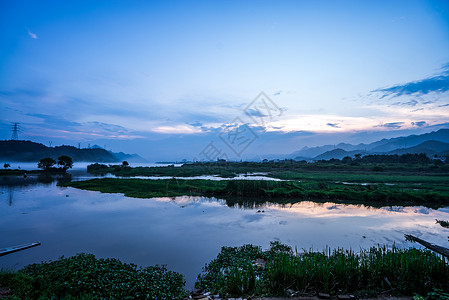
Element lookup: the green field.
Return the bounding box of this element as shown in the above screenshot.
[87,157,449,181]
[62,175,449,207]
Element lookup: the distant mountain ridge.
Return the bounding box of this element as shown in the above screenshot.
[91,144,148,163]
[291,129,449,160]
[0,140,147,163]
[386,140,449,156]
[314,149,368,161]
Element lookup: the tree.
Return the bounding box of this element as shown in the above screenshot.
[122,161,129,167]
[58,155,73,171]
[3,163,10,169]
[38,157,56,170]
[342,156,352,164]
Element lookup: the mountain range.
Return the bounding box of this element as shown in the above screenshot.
[2,129,449,163]
[290,128,449,160]
[0,140,147,163]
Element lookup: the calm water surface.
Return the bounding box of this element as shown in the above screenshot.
[1,164,449,289]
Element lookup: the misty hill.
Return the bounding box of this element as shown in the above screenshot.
[112,151,148,163]
[313,140,449,161]
[90,145,147,163]
[314,149,368,160]
[0,140,145,162]
[386,140,449,156]
[290,145,335,159]
[368,129,449,152]
[290,129,449,160]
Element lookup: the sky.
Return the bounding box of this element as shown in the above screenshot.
[1,0,449,161]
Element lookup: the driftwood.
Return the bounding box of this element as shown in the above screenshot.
[405,234,449,258]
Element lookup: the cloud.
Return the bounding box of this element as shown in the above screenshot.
[373,65,449,97]
[19,113,144,140]
[403,100,418,106]
[245,108,267,118]
[27,29,38,39]
[378,122,405,129]
[0,88,45,97]
[151,125,202,134]
[189,121,203,127]
[411,121,426,127]
[326,123,340,128]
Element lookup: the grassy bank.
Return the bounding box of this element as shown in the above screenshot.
[196,242,449,298]
[61,178,449,206]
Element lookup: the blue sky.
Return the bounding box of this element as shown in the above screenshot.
[1,0,449,161]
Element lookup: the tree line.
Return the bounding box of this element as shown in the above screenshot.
[37,155,73,171]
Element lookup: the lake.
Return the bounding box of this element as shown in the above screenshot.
[1,163,449,289]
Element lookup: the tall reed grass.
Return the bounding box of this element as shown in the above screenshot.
[195,242,449,297]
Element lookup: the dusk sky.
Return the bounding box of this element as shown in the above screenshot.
[1,0,449,161]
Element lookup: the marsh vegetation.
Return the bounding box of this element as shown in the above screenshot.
[63,176,449,207]
[196,242,449,298]
[2,242,448,299]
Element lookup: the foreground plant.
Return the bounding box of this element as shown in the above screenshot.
[195,242,449,298]
[0,253,186,299]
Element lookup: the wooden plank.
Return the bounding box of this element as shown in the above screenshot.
[405,234,449,258]
[0,242,41,257]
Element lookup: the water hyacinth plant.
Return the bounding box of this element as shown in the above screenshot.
[0,253,186,299]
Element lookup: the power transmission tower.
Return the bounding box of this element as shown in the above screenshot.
[11,123,20,140]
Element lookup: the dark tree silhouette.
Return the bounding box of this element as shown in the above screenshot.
[38,157,56,170]
[58,155,73,171]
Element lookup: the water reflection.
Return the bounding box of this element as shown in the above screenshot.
[0,174,72,187]
[114,174,284,181]
[0,174,72,205]
[7,186,13,206]
[1,174,449,289]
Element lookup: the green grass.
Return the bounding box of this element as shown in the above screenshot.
[270,170,449,184]
[61,177,449,207]
[0,253,186,300]
[87,160,449,180]
[195,242,449,298]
